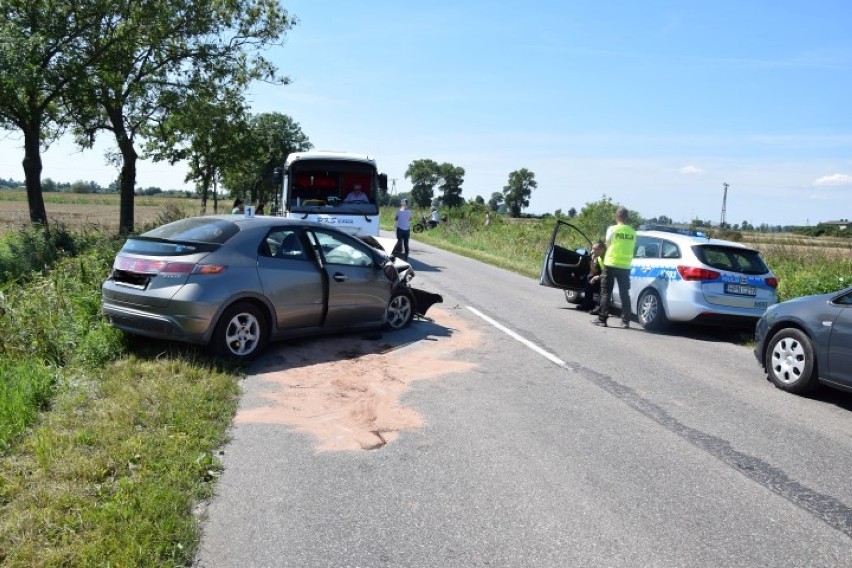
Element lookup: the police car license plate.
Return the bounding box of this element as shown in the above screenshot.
[725,283,757,296]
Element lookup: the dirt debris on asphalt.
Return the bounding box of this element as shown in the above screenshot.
[235,307,481,451]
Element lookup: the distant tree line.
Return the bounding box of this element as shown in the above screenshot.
[0,177,194,197]
[401,160,537,218]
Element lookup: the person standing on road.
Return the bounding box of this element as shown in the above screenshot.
[592,206,636,328]
[395,199,412,260]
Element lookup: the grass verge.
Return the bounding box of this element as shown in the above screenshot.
[0,350,240,566]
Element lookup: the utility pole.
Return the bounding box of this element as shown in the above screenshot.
[391,178,397,196]
[720,182,729,227]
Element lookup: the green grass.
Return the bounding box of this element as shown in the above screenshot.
[0,352,239,566]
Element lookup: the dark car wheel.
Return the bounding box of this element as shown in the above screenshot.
[637,289,667,330]
[384,289,414,330]
[765,328,818,394]
[214,302,267,359]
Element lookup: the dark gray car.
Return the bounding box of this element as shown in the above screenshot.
[754,286,852,394]
[102,215,439,359]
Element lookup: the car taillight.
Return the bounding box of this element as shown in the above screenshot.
[677,265,721,281]
[764,276,779,289]
[114,255,225,276]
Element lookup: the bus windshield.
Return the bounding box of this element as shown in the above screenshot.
[287,159,379,215]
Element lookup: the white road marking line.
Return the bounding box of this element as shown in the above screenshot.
[466,306,568,369]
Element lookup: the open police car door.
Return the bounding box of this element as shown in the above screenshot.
[540,221,594,303]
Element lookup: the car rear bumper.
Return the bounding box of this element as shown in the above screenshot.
[101,302,210,345]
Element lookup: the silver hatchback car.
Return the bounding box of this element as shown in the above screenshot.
[102,215,439,359]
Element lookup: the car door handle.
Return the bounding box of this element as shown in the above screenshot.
[333,273,349,282]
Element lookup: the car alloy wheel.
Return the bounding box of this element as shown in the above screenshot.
[766,328,818,394]
[215,302,267,359]
[385,290,414,330]
[637,289,667,330]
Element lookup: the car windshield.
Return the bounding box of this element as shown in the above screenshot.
[692,244,769,275]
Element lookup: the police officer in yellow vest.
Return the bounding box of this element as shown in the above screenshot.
[592,206,636,328]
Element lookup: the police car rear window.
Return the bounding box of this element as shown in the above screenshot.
[692,245,769,275]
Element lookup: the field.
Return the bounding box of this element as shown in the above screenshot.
[0,191,204,234]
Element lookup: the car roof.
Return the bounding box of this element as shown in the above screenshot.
[637,229,753,251]
[145,215,359,239]
[203,214,338,231]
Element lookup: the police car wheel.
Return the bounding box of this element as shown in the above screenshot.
[637,290,667,331]
[765,328,818,394]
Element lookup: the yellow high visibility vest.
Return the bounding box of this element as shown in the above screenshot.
[604,224,636,269]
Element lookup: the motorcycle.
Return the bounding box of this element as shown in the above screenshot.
[412,214,444,233]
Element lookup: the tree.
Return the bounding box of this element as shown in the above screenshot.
[405,159,440,208]
[568,207,577,218]
[147,92,249,214]
[487,191,503,211]
[71,0,294,233]
[438,163,465,208]
[0,0,103,228]
[502,168,537,217]
[573,195,621,240]
[220,112,312,211]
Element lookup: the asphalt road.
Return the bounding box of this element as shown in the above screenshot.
[194,236,852,567]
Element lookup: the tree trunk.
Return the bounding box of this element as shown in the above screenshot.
[118,138,137,234]
[108,107,137,235]
[22,124,49,228]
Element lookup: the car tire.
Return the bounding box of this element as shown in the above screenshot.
[213,302,267,359]
[412,224,424,234]
[564,290,582,304]
[637,289,667,331]
[765,328,819,394]
[384,289,414,330]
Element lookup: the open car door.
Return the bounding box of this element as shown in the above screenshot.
[540,221,594,292]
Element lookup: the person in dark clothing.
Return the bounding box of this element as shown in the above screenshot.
[579,240,606,312]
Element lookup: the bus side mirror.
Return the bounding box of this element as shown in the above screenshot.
[378,173,388,190]
[273,167,283,184]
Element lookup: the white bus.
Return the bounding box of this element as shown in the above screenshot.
[275,151,387,237]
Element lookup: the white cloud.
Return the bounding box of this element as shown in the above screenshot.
[813,173,852,186]
[679,165,703,175]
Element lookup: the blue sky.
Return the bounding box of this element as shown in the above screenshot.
[2,0,851,226]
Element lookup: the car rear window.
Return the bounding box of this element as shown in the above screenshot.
[143,217,239,243]
[692,245,769,275]
[122,218,240,256]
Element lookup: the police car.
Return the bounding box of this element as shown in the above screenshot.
[540,222,779,330]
